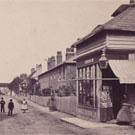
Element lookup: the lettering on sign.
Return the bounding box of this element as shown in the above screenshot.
[84,58,94,64]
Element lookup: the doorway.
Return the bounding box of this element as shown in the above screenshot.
[102,67,123,119]
[111,81,124,118]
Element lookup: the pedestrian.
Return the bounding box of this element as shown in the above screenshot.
[106,89,113,121]
[21,98,28,113]
[0,97,5,113]
[48,90,56,111]
[8,99,14,116]
[100,86,108,122]
[116,94,131,125]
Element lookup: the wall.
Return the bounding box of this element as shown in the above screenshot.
[39,63,76,93]
[28,95,77,115]
[55,96,77,116]
[28,95,98,120]
[29,95,50,107]
[107,33,135,50]
[77,34,106,56]
[39,73,50,90]
[77,107,98,121]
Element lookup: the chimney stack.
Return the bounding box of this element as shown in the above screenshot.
[57,51,62,65]
[36,64,42,76]
[50,56,56,69]
[130,0,135,3]
[66,47,75,60]
[47,58,51,70]
[31,68,35,74]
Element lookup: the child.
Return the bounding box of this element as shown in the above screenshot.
[21,99,28,113]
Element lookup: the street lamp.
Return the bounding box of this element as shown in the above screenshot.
[99,48,108,69]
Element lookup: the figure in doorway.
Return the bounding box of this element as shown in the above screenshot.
[100,86,113,122]
[106,88,113,121]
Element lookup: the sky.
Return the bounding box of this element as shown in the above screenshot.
[0,0,129,83]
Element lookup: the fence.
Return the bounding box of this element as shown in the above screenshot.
[29,95,77,116]
[29,95,50,107]
[55,96,77,116]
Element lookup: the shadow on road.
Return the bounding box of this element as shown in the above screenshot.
[0,113,18,121]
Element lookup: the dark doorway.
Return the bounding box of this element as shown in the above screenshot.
[111,81,124,118]
[102,67,123,119]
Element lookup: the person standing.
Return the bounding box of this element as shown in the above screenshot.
[100,87,108,122]
[116,94,131,125]
[8,99,14,116]
[106,88,113,121]
[0,97,5,113]
[21,98,28,113]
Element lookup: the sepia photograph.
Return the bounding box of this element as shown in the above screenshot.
[0,0,135,135]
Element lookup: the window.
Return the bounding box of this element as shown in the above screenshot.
[78,65,97,108]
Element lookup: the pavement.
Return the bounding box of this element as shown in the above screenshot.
[12,95,133,130]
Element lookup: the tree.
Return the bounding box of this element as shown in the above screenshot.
[9,77,21,94]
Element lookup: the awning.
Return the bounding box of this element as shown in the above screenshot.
[109,60,135,84]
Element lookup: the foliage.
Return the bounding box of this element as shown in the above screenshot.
[42,88,51,96]
[9,77,21,94]
[57,85,75,97]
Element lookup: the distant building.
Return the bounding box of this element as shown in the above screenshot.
[28,64,42,95]
[0,83,10,95]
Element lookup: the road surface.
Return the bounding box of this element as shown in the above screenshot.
[0,96,134,135]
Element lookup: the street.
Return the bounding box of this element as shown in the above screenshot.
[0,96,134,135]
[0,96,82,135]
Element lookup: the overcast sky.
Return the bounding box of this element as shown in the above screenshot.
[0,0,129,83]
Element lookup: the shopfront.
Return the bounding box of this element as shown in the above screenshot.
[76,48,135,122]
[73,1,135,122]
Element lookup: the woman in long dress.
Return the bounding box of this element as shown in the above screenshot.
[116,94,131,125]
[100,88,108,122]
[21,99,28,113]
[100,86,113,122]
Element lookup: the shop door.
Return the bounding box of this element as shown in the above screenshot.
[112,81,123,118]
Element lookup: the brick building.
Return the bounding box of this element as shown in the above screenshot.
[38,48,76,96]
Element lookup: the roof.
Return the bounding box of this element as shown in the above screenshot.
[104,6,135,32]
[112,3,135,17]
[39,59,76,78]
[28,70,36,78]
[109,60,135,84]
[72,5,135,48]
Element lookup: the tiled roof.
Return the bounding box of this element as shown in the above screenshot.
[72,5,135,47]
[111,4,135,17]
[39,59,76,77]
[104,6,135,32]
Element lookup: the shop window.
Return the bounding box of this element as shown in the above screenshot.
[78,65,97,108]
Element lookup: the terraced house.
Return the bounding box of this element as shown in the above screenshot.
[38,48,76,96]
